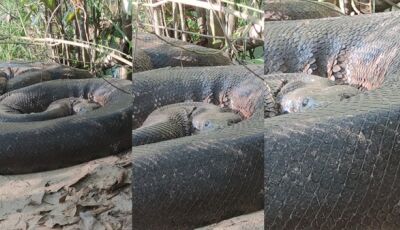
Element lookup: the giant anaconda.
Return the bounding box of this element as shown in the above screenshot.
[129,66,360,228]
[131,65,265,229]
[129,16,368,226]
[0,63,133,174]
[264,11,400,229]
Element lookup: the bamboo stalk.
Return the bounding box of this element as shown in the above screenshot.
[172,2,179,39]
[178,3,187,41]
[150,0,162,35]
[161,4,169,37]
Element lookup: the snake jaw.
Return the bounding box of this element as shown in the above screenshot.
[71,98,102,115]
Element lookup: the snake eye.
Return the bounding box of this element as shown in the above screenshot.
[302,98,309,107]
[204,121,210,127]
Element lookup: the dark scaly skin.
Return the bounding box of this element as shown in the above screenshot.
[0,78,133,174]
[130,65,362,228]
[0,62,134,174]
[129,5,350,227]
[264,12,400,229]
[264,0,343,21]
[133,33,232,72]
[131,65,264,229]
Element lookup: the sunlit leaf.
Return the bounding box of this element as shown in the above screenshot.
[64,11,76,24]
[40,0,56,11]
[29,4,38,13]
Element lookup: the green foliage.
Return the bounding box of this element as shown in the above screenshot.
[186,11,200,42]
[64,11,77,25]
[243,46,263,64]
[40,0,56,11]
[0,0,43,60]
[0,0,131,69]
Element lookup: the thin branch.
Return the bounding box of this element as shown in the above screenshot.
[351,0,362,14]
[219,0,263,13]
[17,36,132,66]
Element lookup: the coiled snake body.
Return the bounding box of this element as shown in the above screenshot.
[135,3,400,228]
[131,65,265,229]
[264,11,400,229]
[0,62,133,174]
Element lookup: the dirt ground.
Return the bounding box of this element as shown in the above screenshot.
[0,151,132,230]
[197,210,264,230]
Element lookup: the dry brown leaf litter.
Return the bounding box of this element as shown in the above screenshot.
[0,150,132,230]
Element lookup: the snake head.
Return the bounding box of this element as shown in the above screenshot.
[192,111,242,134]
[280,95,319,114]
[72,99,101,114]
[278,84,359,114]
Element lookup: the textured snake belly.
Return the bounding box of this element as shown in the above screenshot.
[264,11,400,229]
[0,63,133,174]
[131,65,265,229]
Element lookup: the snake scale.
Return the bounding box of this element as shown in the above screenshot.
[3,2,398,229]
[0,63,133,174]
[129,1,357,228]
[131,65,265,229]
[264,9,400,229]
[0,32,230,175]
[131,6,400,228]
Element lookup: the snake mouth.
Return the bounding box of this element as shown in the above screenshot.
[189,105,243,135]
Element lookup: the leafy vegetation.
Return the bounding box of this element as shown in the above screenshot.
[134,0,264,64]
[0,0,264,69]
[0,0,131,75]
